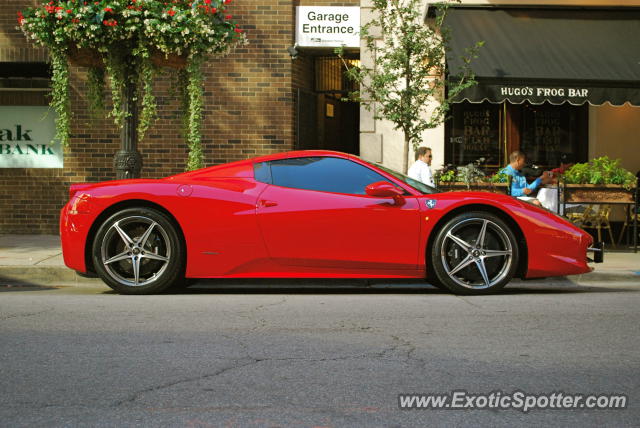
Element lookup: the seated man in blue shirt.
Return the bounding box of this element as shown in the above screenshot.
[502,150,551,207]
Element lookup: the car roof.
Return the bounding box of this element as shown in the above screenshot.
[248,150,351,163]
[166,150,353,180]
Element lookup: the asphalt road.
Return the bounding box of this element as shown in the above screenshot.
[1,278,639,427]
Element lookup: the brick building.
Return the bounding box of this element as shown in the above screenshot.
[0,0,359,234]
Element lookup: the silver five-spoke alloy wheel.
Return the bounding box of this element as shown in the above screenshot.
[431,211,519,294]
[101,216,171,287]
[92,207,184,294]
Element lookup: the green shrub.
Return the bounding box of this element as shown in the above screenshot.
[564,156,636,190]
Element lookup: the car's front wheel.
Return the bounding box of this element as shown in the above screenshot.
[430,211,519,295]
[92,207,185,294]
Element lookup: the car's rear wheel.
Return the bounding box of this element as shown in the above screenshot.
[92,207,184,294]
[430,211,519,295]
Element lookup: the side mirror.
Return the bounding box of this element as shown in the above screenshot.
[365,181,404,198]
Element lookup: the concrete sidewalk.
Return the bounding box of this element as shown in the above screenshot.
[0,234,639,287]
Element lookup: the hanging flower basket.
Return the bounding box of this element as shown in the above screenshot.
[19,0,247,170]
[67,45,103,69]
[150,49,187,70]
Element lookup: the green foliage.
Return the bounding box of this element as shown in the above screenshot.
[103,50,128,128]
[435,158,491,188]
[436,168,457,183]
[564,156,636,190]
[134,42,157,141]
[456,158,487,188]
[185,58,204,171]
[336,0,481,172]
[20,0,246,55]
[49,50,71,146]
[563,162,590,185]
[490,171,509,183]
[87,67,105,116]
[20,0,247,168]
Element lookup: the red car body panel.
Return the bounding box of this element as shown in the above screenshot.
[60,150,593,281]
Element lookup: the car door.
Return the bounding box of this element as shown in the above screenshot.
[255,156,421,272]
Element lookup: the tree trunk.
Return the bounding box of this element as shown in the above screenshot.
[402,133,410,174]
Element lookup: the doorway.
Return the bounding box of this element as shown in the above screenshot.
[295,57,360,155]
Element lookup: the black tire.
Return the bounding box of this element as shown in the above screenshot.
[92,207,185,294]
[430,211,519,295]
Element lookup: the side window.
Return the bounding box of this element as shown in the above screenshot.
[268,157,390,195]
[253,161,271,184]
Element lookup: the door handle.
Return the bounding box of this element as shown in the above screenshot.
[259,200,278,208]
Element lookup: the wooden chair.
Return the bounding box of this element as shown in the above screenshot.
[565,205,592,227]
[580,204,615,246]
[617,204,640,245]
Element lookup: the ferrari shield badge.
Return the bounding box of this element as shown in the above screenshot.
[425,199,437,209]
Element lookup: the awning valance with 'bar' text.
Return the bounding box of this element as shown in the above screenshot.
[445,8,640,106]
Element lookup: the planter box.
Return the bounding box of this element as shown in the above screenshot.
[150,49,187,69]
[437,182,509,194]
[563,184,636,203]
[67,45,103,68]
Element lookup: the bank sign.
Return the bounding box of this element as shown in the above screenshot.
[0,106,62,168]
[296,6,360,48]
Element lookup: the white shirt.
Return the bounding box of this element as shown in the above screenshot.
[408,159,434,187]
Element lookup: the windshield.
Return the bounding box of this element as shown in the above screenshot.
[372,164,440,195]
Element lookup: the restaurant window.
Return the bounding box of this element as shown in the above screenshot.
[446,101,502,168]
[520,103,588,168]
[445,101,588,171]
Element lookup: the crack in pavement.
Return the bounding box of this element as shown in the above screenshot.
[111,343,419,408]
[111,358,260,408]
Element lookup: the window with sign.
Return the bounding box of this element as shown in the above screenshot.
[445,101,588,171]
[445,102,502,167]
[519,103,587,168]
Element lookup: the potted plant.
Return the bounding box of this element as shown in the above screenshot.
[562,156,636,203]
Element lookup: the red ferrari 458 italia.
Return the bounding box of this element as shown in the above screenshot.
[60,150,602,295]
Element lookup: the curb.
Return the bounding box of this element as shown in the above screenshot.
[0,266,102,286]
[1,265,639,288]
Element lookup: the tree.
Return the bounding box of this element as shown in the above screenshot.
[337,0,481,173]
